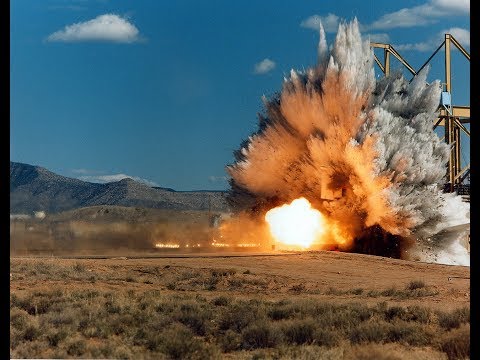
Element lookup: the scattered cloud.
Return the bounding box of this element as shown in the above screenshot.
[254,58,276,74]
[300,13,340,33]
[46,14,142,43]
[71,168,99,175]
[78,174,159,187]
[301,0,468,38]
[445,27,470,47]
[368,0,469,30]
[395,27,470,52]
[209,175,228,183]
[364,33,390,43]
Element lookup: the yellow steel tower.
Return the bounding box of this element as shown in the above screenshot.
[371,35,470,196]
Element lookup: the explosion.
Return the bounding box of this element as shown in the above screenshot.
[224,19,469,264]
[265,197,326,249]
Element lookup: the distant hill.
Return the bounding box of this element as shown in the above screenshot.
[10,162,229,214]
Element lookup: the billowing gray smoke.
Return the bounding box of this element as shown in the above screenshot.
[226,19,469,265]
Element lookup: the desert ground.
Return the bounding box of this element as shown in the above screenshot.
[10,250,470,359]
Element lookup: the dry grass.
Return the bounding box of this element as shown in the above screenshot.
[10,258,470,359]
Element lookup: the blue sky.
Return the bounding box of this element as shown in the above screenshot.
[10,0,470,190]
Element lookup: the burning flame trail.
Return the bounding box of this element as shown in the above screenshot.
[225,19,469,264]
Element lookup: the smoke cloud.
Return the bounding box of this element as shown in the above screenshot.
[226,19,469,264]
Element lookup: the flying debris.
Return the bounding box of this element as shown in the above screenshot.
[225,19,469,265]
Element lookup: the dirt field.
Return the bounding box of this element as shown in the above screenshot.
[11,251,469,310]
[10,251,470,359]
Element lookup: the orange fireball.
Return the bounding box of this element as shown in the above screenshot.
[265,197,326,249]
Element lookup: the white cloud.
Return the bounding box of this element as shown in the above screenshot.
[446,27,470,47]
[364,33,390,43]
[368,0,469,30]
[209,175,228,183]
[395,28,470,52]
[79,174,159,187]
[254,58,276,74]
[71,168,94,174]
[46,14,142,43]
[301,1,468,36]
[431,0,469,13]
[300,13,340,33]
[394,41,433,52]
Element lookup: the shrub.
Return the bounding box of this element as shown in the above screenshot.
[349,321,392,344]
[22,325,40,341]
[384,306,407,321]
[406,280,426,290]
[326,286,343,295]
[166,283,176,290]
[312,303,372,331]
[220,330,242,352]
[133,328,149,347]
[439,324,470,360]
[10,308,31,330]
[72,262,87,272]
[112,344,133,359]
[219,301,265,332]
[46,329,68,347]
[437,307,470,330]
[404,305,434,324]
[211,268,236,277]
[267,304,295,321]
[380,287,398,297]
[387,321,433,346]
[350,288,364,295]
[227,278,244,289]
[204,276,219,291]
[66,338,87,357]
[174,302,211,336]
[314,328,340,347]
[290,284,306,293]
[241,321,283,349]
[212,296,230,306]
[10,340,50,359]
[105,300,121,314]
[42,308,77,327]
[282,319,317,345]
[344,343,403,360]
[159,323,220,359]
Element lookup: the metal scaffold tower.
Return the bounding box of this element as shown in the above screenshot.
[371,34,470,196]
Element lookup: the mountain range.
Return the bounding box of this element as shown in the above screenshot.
[10,162,230,214]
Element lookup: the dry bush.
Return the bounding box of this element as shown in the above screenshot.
[211,295,230,307]
[219,329,243,352]
[65,338,87,357]
[173,301,213,336]
[406,280,426,290]
[437,307,470,330]
[158,323,221,360]
[343,343,403,360]
[439,324,470,360]
[10,262,470,359]
[386,320,434,346]
[281,319,317,345]
[241,320,284,349]
[267,300,296,321]
[218,300,266,332]
[349,320,392,343]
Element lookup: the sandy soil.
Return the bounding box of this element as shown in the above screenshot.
[10,250,469,311]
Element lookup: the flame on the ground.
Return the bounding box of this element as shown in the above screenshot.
[155,243,180,248]
[265,197,326,249]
